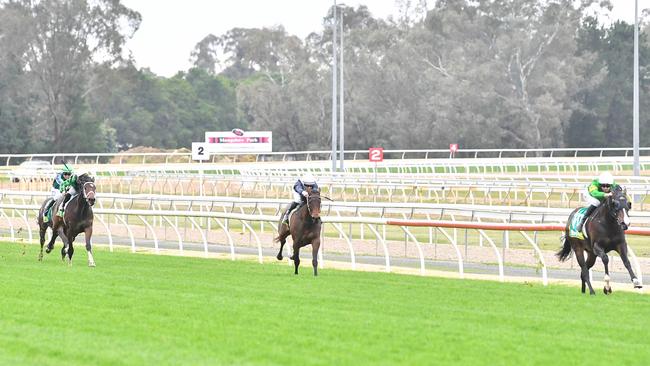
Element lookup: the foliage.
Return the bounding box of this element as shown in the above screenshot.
[0,0,648,152]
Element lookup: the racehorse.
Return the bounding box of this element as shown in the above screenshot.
[557,185,642,295]
[274,190,322,275]
[37,173,97,266]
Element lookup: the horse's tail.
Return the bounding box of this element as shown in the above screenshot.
[556,234,573,262]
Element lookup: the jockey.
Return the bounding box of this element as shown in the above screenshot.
[281,173,319,225]
[576,171,619,232]
[43,166,73,222]
[57,170,78,217]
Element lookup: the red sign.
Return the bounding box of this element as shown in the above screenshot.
[449,143,459,153]
[369,147,384,162]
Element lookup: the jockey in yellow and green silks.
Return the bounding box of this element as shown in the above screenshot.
[576,172,619,232]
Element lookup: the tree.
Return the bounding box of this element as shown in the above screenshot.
[2,0,140,151]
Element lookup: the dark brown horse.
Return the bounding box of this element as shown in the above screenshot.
[557,186,642,295]
[275,190,322,275]
[37,173,97,266]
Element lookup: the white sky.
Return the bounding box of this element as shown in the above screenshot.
[120,0,649,77]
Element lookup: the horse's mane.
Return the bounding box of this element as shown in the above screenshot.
[77,173,95,185]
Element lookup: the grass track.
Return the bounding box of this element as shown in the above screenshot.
[1,243,649,366]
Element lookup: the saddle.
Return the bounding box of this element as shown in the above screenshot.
[569,207,592,240]
[285,202,306,227]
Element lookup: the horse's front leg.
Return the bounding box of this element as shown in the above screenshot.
[311,238,321,276]
[292,246,301,275]
[617,244,642,289]
[85,226,95,267]
[57,227,72,265]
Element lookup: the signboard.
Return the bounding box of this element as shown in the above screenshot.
[192,142,209,161]
[369,147,384,162]
[205,129,272,153]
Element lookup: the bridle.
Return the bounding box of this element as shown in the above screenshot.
[82,181,96,205]
[606,190,629,229]
[305,191,321,217]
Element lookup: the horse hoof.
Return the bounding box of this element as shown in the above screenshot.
[88,262,96,267]
[45,248,51,254]
[603,287,611,295]
[276,255,283,261]
[289,255,294,261]
[634,285,643,289]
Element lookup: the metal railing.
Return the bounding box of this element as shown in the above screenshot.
[3,147,650,165]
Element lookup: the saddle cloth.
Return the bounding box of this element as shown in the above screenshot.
[43,194,79,221]
[43,198,54,222]
[569,207,589,240]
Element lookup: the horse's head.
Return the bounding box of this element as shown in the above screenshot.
[607,186,631,230]
[78,173,96,206]
[306,189,321,219]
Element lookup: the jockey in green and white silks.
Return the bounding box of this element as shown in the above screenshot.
[576,171,628,232]
[43,166,73,222]
[57,171,78,217]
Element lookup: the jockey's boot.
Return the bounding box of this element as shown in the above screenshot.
[282,202,299,225]
[57,193,70,217]
[577,205,597,233]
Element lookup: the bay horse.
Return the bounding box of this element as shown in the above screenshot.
[557,185,642,294]
[274,189,322,275]
[37,173,97,266]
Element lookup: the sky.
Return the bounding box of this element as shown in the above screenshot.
[120,0,650,77]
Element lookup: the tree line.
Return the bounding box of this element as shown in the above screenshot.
[0,0,648,153]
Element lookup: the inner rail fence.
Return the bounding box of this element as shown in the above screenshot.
[1,200,648,287]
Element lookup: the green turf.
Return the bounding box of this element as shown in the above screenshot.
[1,243,649,366]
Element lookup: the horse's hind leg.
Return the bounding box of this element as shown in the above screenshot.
[275,227,289,261]
[575,249,595,295]
[45,229,58,254]
[276,237,287,261]
[592,244,611,294]
[38,225,47,261]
